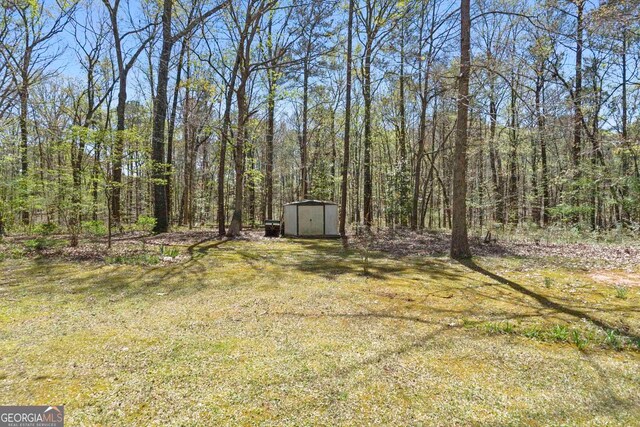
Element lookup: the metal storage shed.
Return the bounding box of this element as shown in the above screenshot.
[282,200,339,237]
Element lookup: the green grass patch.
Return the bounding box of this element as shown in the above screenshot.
[105,253,160,265]
[475,321,638,351]
[159,245,180,258]
[23,237,59,251]
[614,285,629,299]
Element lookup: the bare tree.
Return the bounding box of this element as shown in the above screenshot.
[1,0,76,225]
[339,0,355,236]
[356,0,398,229]
[67,5,115,246]
[451,0,471,259]
[102,0,157,228]
[226,0,276,237]
[151,0,228,233]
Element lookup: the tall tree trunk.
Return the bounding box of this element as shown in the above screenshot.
[329,107,337,200]
[590,75,604,230]
[227,80,248,237]
[92,139,101,221]
[265,62,275,219]
[339,0,354,236]
[179,70,192,227]
[248,144,256,225]
[412,87,428,230]
[450,0,471,259]
[412,1,436,230]
[19,77,29,225]
[508,73,519,225]
[70,133,84,246]
[572,0,584,169]
[301,47,311,199]
[167,38,187,225]
[362,42,373,228]
[621,29,628,171]
[397,21,407,227]
[151,0,174,233]
[111,75,126,227]
[488,78,503,224]
[218,52,242,235]
[535,71,549,225]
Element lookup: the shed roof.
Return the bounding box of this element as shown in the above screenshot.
[284,199,337,206]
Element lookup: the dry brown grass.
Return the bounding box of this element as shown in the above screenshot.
[0,237,638,426]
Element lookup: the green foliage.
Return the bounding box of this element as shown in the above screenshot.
[24,238,56,251]
[477,319,638,351]
[548,204,594,224]
[135,216,157,233]
[33,222,58,236]
[484,321,514,335]
[82,220,107,236]
[571,330,589,350]
[310,161,335,201]
[614,285,629,299]
[160,245,179,258]
[2,246,25,260]
[523,326,542,339]
[604,330,622,351]
[383,161,412,226]
[548,324,569,342]
[105,253,160,265]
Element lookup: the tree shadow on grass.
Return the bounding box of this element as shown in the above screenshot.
[268,307,635,418]
[458,258,639,342]
[186,237,230,257]
[272,238,465,282]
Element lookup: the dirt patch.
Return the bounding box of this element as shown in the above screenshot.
[591,271,640,287]
[0,228,274,264]
[3,228,639,268]
[351,229,640,269]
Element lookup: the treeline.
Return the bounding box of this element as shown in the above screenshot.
[0,0,638,243]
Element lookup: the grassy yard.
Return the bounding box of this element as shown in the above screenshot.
[1,237,639,426]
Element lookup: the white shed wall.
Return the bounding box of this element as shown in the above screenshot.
[283,205,297,236]
[324,204,338,235]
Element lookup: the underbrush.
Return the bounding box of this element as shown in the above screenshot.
[475,222,640,246]
[0,235,181,266]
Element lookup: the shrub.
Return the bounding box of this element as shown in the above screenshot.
[83,220,107,236]
[135,216,156,233]
[24,238,56,251]
[33,222,57,236]
[548,204,593,225]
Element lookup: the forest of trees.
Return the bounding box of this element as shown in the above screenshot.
[0,0,639,247]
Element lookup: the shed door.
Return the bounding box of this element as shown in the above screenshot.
[298,205,324,235]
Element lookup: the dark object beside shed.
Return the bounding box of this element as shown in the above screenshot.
[264,220,281,237]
